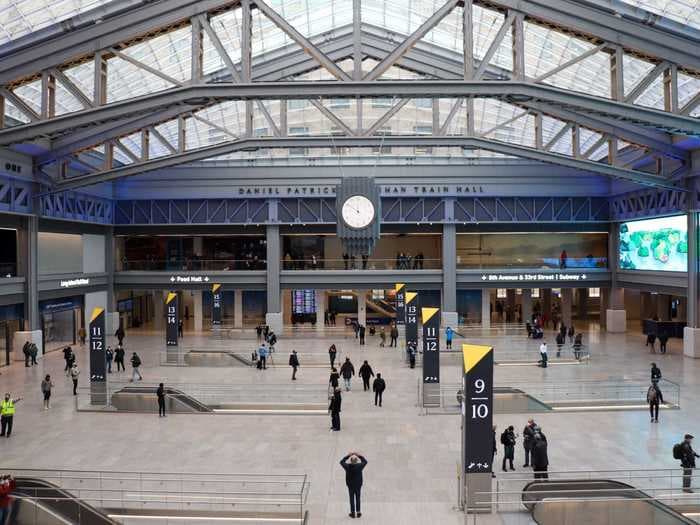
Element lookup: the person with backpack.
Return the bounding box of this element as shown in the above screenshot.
[41,375,54,409]
[328,344,337,367]
[329,367,340,389]
[372,374,386,407]
[522,419,536,468]
[647,383,664,423]
[70,363,80,395]
[22,341,30,367]
[63,346,73,374]
[651,363,662,384]
[106,346,114,374]
[340,452,368,519]
[340,358,355,391]
[289,350,300,380]
[257,343,268,370]
[359,360,374,391]
[130,352,143,382]
[390,323,399,347]
[675,434,700,492]
[445,326,454,350]
[114,345,126,372]
[531,429,549,479]
[501,426,516,471]
[329,387,342,431]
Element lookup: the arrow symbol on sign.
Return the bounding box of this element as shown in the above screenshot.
[468,463,475,469]
[582,274,587,279]
[170,276,175,282]
[481,275,487,280]
[204,276,210,282]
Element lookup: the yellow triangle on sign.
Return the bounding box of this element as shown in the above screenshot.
[395,283,405,292]
[166,292,177,304]
[421,307,439,323]
[462,344,493,373]
[212,283,222,293]
[405,291,417,304]
[90,307,104,322]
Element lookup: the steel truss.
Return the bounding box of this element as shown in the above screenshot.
[609,187,700,221]
[0,0,698,192]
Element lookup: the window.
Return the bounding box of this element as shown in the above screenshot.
[415,98,433,109]
[330,127,350,155]
[531,288,540,298]
[288,126,309,155]
[588,288,600,298]
[371,126,392,154]
[497,289,507,298]
[414,126,433,154]
[254,127,269,137]
[288,99,308,110]
[372,98,393,108]
[330,98,351,109]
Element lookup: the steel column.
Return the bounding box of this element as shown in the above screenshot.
[266,224,281,314]
[25,215,40,331]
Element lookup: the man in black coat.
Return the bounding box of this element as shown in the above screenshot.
[289,350,300,381]
[340,358,355,391]
[390,324,399,347]
[359,361,374,391]
[651,363,662,384]
[531,429,549,479]
[358,325,366,345]
[372,374,386,407]
[523,419,536,467]
[680,434,700,492]
[340,452,368,518]
[329,388,342,431]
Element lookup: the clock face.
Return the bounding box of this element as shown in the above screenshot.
[341,195,375,229]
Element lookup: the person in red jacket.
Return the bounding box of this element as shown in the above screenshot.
[0,474,17,525]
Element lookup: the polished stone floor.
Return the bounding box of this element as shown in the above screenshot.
[0,321,697,524]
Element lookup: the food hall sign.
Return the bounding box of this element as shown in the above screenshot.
[481,273,589,282]
[169,275,210,283]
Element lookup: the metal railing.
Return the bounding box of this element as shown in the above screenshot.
[281,257,442,270]
[456,256,608,269]
[118,258,267,271]
[2,468,309,523]
[76,380,329,411]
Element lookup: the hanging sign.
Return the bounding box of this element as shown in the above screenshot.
[212,284,223,326]
[395,283,406,325]
[462,344,494,474]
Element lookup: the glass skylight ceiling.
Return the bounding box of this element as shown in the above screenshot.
[1,0,699,166]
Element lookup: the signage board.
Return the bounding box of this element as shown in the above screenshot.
[480,273,590,283]
[60,278,90,288]
[89,307,107,405]
[462,344,494,475]
[395,283,406,325]
[422,307,440,385]
[212,284,222,326]
[165,292,179,346]
[405,292,419,357]
[170,275,211,283]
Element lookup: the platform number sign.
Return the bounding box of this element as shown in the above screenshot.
[88,307,107,383]
[212,284,223,326]
[421,307,440,384]
[405,292,419,357]
[395,283,406,325]
[462,344,494,474]
[166,292,179,346]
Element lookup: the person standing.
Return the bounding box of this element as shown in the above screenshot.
[78,326,86,345]
[130,352,143,382]
[567,325,575,344]
[359,361,374,391]
[22,341,30,367]
[257,343,268,370]
[651,362,662,384]
[157,383,166,417]
[289,350,300,380]
[178,319,184,338]
[106,347,114,374]
[0,393,22,438]
[329,368,340,389]
[0,475,17,525]
[501,426,516,471]
[647,332,657,352]
[659,334,669,354]
[678,434,700,492]
[445,326,453,350]
[340,452,368,519]
[647,383,663,423]
[70,363,80,396]
[41,375,54,410]
[555,331,565,358]
[329,387,342,431]
[256,325,263,341]
[115,326,125,346]
[492,426,498,478]
[372,374,386,407]
[390,323,399,348]
[532,429,549,479]
[523,419,536,467]
[340,358,355,391]
[328,344,338,367]
[358,325,366,346]
[573,333,583,360]
[379,327,386,347]
[539,342,548,368]
[114,345,126,372]
[63,346,73,374]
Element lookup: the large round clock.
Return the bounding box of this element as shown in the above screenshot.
[341,195,375,229]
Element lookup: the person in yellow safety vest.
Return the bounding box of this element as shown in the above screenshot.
[0,393,22,438]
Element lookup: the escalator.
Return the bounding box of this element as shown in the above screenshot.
[522,479,697,524]
[365,298,395,318]
[11,477,117,525]
[110,386,212,413]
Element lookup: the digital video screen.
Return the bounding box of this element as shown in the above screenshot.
[619,215,687,272]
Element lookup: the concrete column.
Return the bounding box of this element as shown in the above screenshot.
[606,287,627,332]
[599,288,609,329]
[481,289,491,327]
[542,289,552,319]
[193,290,203,332]
[442,222,458,327]
[506,289,516,322]
[265,224,283,333]
[684,201,700,357]
[24,215,40,331]
[577,288,588,320]
[105,226,117,331]
[561,288,573,326]
[283,290,292,326]
[234,290,243,328]
[315,289,326,330]
[357,290,367,327]
[521,289,532,324]
[153,291,165,330]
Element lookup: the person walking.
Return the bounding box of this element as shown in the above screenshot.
[41,375,54,410]
[646,332,657,352]
[555,331,565,358]
[0,475,17,525]
[157,383,166,417]
[178,319,184,337]
[372,374,386,407]
[352,321,359,340]
[340,358,355,391]
[358,325,366,346]
[114,345,126,372]
[522,419,536,467]
[289,350,300,380]
[651,362,662,384]
[647,382,663,423]
[115,326,125,346]
[256,325,263,341]
[539,342,548,368]
[0,393,22,438]
[340,452,368,518]
[267,331,277,352]
[445,326,454,350]
[567,325,575,344]
[390,323,399,348]
[63,346,73,374]
[379,327,386,347]
[329,368,340,389]
[22,341,30,367]
[329,344,338,367]
[78,326,86,345]
[659,334,669,354]
[501,425,516,471]
[531,429,549,479]
[130,352,143,382]
[573,333,583,360]
[329,387,342,431]
[257,343,268,370]
[359,361,374,391]
[106,346,114,374]
[70,363,80,396]
[677,434,700,492]
[492,426,498,478]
